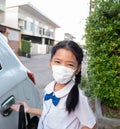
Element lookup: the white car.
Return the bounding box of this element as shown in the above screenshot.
[0,33,40,129]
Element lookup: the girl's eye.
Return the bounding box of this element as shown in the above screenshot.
[68,64,74,67]
[54,61,60,64]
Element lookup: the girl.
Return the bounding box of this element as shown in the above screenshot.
[11,40,97,129]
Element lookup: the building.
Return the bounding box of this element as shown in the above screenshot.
[0,24,21,55]
[90,0,96,13]
[0,0,5,24]
[0,0,21,55]
[5,0,60,54]
[64,33,75,41]
[55,28,76,44]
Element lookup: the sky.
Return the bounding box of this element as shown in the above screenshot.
[29,0,90,44]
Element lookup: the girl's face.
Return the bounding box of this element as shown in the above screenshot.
[50,48,80,73]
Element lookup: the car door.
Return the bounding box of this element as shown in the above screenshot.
[0,33,40,129]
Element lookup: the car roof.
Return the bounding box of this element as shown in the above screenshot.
[0,33,22,68]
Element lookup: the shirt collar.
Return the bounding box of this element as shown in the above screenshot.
[45,80,75,98]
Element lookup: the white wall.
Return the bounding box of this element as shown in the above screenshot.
[5,7,18,28]
[6,0,28,7]
[0,12,5,23]
[31,43,49,55]
[7,29,20,41]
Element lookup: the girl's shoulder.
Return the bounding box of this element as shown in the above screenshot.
[78,88,85,96]
[75,88,96,128]
[78,88,89,104]
[44,81,55,93]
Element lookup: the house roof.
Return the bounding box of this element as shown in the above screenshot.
[21,3,60,28]
[7,3,60,28]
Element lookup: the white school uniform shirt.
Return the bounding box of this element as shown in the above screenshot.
[38,80,96,129]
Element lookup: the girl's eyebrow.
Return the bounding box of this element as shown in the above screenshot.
[54,57,60,59]
[53,58,61,60]
[54,58,74,62]
[53,58,77,64]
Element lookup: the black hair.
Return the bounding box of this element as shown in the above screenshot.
[51,40,83,113]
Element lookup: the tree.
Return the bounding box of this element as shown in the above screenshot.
[85,0,120,109]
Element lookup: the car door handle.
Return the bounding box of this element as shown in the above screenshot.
[0,95,15,117]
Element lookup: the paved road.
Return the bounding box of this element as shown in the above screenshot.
[19,54,53,87]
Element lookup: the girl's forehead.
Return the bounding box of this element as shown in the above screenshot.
[53,48,77,61]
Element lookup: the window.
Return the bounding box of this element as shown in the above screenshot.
[24,21,33,31]
[43,28,45,35]
[43,29,50,36]
[24,21,27,30]
[46,30,50,36]
[39,27,43,35]
[30,22,33,31]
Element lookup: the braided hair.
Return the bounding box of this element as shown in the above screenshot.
[51,40,83,113]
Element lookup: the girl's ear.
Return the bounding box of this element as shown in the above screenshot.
[76,65,81,75]
[50,59,52,69]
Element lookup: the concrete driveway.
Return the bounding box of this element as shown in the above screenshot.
[19,54,53,87]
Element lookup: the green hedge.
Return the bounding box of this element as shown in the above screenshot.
[19,39,31,56]
[85,0,120,109]
[21,39,31,53]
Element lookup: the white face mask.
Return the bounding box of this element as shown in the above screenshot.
[52,65,76,84]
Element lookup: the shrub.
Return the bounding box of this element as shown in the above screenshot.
[85,0,120,109]
[18,48,22,56]
[79,75,88,90]
[21,39,31,55]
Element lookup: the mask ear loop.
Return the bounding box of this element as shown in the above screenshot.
[72,65,81,82]
[72,76,75,82]
[71,68,78,82]
[75,65,81,75]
